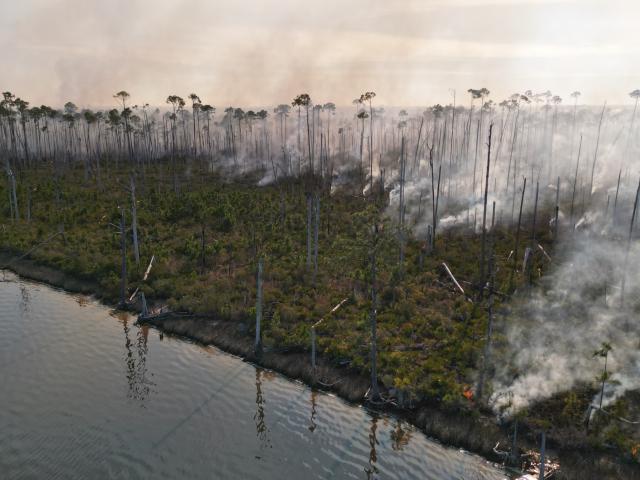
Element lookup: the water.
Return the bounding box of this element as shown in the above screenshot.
[0,272,510,479]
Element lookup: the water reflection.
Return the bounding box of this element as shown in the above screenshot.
[19,283,30,314]
[0,277,511,480]
[308,390,318,433]
[75,295,90,307]
[119,313,154,403]
[364,414,380,479]
[254,368,271,448]
[390,419,412,451]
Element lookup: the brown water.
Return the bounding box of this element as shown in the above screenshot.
[0,271,510,479]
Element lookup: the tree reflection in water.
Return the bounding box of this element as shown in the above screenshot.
[390,418,412,451]
[254,368,271,448]
[19,283,30,314]
[119,313,154,403]
[364,414,379,479]
[308,390,317,433]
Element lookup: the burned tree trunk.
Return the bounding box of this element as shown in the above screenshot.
[554,176,560,241]
[130,176,140,265]
[119,208,127,308]
[569,135,582,230]
[511,177,527,290]
[620,177,640,307]
[369,224,381,402]
[527,181,540,285]
[306,193,312,271]
[613,169,622,226]
[255,258,263,353]
[398,137,406,266]
[476,229,495,401]
[479,124,493,292]
[313,193,319,282]
[589,103,606,197]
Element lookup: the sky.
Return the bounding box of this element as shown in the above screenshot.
[2,0,640,108]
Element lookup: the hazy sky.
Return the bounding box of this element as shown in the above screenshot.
[2,0,639,108]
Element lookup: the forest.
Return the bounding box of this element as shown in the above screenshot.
[2,87,640,479]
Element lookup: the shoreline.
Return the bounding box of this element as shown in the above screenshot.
[2,251,638,479]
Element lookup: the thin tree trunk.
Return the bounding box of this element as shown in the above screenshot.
[589,103,606,197]
[255,258,263,353]
[313,193,319,282]
[369,225,380,402]
[130,176,140,265]
[480,124,493,291]
[511,177,527,289]
[620,177,640,307]
[119,208,127,307]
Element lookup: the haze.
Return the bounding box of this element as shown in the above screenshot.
[2,0,639,107]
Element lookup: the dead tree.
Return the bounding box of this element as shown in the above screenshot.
[429,145,441,251]
[511,177,527,290]
[369,224,381,402]
[479,124,493,291]
[539,431,546,480]
[613,169,622,226]
[620,177,640,307]
[398,137,406,267]
[119,208,127,308]
[130,175,140,265]
[306,193,312,271]
[569,135,583,230]
[527,181,540,285]
[476,228,496,401]
[313,193,320,282]
[589,103,606,197]
[5,166,18,221]
[554,176,560,240]
[255,258,263,353]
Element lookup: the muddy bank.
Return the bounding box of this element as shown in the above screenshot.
[0,250,101,297]
[1,251,638,479]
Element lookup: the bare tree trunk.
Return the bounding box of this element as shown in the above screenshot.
[570,135,583,230]
[476,234,495,401]
[528,181,540,285]
[8,169,19,221]
[255,258,263,353]
[554,176,560,240]
[613,169,622,226]
[26,188,31,222]
[130,176,140,265]
[511,177,527,290]
[620,177,640,307]
[589,103,606,197]
[200,225,206,271]
[399,137,406,265]
[313,193,319,282]
[479,124,493,291]
[369,225,381,402]
[538,431,546,480]
[119,208,127,307]
[306,193,312,271]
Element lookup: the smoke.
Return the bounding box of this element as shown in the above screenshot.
[385,104,640,240]
[3,0,640,107]
[490,230,640,417]
[375,101,640,417]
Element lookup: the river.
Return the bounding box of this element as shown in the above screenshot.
[0,271,511,479]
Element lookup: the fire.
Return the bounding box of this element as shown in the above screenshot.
[463,387,474,401]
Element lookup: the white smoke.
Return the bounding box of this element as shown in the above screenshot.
[490,233,640,417]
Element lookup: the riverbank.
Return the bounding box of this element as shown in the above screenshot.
[2,253,638,479]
